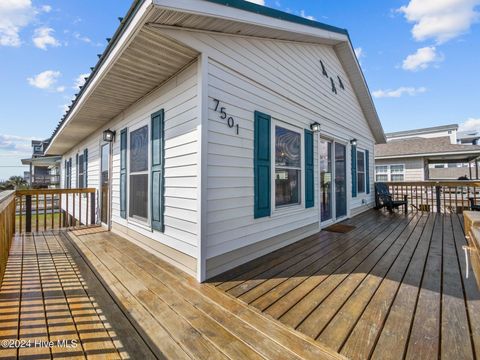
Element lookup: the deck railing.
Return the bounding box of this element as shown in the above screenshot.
[15,188,97,234]
[0,191,15,281]
[382,181,480,213]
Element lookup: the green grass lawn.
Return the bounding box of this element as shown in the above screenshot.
[16,212,61,233]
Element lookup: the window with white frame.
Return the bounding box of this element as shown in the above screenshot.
[375,164,405,182]
[375,165,388,182]
[274,125,301,207]
[390,165,405,181]
[129,125,149,221]
[357,150,366,193]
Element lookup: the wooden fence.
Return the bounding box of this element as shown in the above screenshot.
[383,181,480,213]
[0,191,15,281]
[15,188,97,234]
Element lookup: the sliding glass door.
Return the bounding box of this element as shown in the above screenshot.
[319,139,348,225]
[335,143,347,218]
[320,140,333,222]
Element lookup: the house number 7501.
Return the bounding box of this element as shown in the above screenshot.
[213,98,239,135]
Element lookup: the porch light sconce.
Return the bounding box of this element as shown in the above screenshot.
[103,129,116,142]
[310,122,321,133]
[350,138,358,146]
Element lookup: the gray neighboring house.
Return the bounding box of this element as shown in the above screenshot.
[21,139,61,188]
[375,125,480,181]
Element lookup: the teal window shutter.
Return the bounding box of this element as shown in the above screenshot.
[68,158,72,189]
[151,110,165,231]
[254,111,271,219]
[84,148,88,188]
[365,149,370,194]
[305,129,314,208]
[351,145,357,198]
[120,128,127,219]
[64,159,68,188]
[75,153,79,187]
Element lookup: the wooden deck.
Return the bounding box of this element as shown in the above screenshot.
[211,210,480,360]
[1,210,479,359]
[0,228,340,359]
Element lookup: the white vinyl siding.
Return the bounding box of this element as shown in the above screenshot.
[375,158,425,182]
[60,62,199,262]
[187,30,377,264]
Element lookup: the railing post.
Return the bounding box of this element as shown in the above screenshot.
[25,195,32,233]
[90,192,96,225]
[435,186,441,213]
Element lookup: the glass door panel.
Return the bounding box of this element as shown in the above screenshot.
[335,143,347,218]
[101,143,110,225]
[320,140,333,222]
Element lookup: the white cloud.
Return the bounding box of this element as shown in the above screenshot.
[0,133,35,153]
[459,118,480,132]
[372,86,427,98]
[27,70,61,90]
[354,47,364,59]
[398,0,480,43]
[73,73,89,89]
[41,4,51,13]
[73,31,91,44]
[245,0,265,4]
[300,10,316,21]
[402,46,443,71]
[0,0,36,47]
[32,26,60,50]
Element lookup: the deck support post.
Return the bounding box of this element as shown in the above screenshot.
[25,195,32,233]
[435,186,441,213]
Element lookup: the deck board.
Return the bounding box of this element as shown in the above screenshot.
[64,228,341,360]
[2,209,479,360]
[214,210,480,360]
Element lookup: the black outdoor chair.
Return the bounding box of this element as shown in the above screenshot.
[469,197,480,211]
[375,182,408,213]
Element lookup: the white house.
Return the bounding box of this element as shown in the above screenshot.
[45,0,385,281]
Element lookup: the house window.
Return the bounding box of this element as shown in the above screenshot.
[390,165,405,181]
[129,125,148,221]
[357,150,366,193]
[78,154,84,188]
[275,125,301,207]
[375,164,405,182]
[375,165,389,182]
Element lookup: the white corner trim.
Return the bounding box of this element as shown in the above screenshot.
[196,53,209,282]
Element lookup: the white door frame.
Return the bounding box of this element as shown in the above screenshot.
[319,134,350,228]
[100,141,112,229]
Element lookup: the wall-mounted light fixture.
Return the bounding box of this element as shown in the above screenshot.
[103,129,116,142]
[350,138,358,146]
[310,122,321,133]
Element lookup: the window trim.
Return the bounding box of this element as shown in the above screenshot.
[375,164,405,182]
[356,149,366,194]
[271,119,304,213]
[127,120,150,225]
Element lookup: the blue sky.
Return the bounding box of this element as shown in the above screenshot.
[0,0,479,179]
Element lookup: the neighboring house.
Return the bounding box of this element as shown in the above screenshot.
[21,139,61,188]
[376,125,480,181]
[44,0,385,281]
[457,130,480,145]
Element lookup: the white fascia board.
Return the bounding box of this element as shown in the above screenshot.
[376,151,480,160]
[152,0,348,43]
